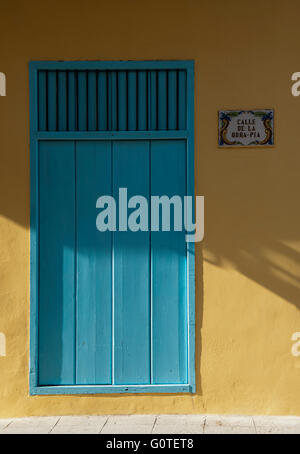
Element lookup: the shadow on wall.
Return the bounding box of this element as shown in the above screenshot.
[202,146,300,312]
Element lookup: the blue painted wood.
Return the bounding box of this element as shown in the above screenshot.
[110,71,118,131]
[35,64,190,134]
[186,63,195,391]
[38,140,76,385]
[168,70,177,130]
[47,71,57,131]
[29,65,39,390]
[68,71,77,131]
[149,71,157,130]
[113,140,150,384]
[151,139,188,384]
[178,70,187,130]
[138,71,147,130]
[38,71,47,131]
[97,71,107,131]
[31,384,192,395]
[58,71,67,131]
[35,131,188,140]
[76,141,112,384]
[158,71,167,130]
[78,71,87,131]
[118,71,127,131]
[30,60,195,395]
[30,61,194,71]
[88,71,97,131]
[127,71,137,130]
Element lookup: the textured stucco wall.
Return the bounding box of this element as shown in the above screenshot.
[0,0,299,417]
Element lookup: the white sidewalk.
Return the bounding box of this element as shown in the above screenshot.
[0,415,300,434]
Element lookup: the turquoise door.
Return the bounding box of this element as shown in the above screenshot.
[30,61,195,394]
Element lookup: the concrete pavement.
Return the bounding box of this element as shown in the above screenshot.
[0,414,299,434]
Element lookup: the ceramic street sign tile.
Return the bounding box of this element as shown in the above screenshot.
[218,109,274,147]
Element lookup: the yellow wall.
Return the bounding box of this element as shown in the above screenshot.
[0,0,300,417]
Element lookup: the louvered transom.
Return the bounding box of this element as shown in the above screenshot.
[37,69,187,132]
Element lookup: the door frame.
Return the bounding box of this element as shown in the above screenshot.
[29,60,195,395]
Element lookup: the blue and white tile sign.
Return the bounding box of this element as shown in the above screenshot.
[218,109,274,147]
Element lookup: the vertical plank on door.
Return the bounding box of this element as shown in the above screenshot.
[68,71,77,131]
[76,141,112,384]
[38,71,46,131]
[98,71,107,131]
[118,71,127,131]
[58,71,67,131]
[38,141,76,385]
[110,71,118,131]
[87,71,97,131]
[151,139,188,384]
[168,70,177,130]
[78,71,87,131]
[137,71,147,130]
[113,140,150,384]
[127,71,137,130]
[149,71,157,130]
[178,70,187,130]
[47,71,57,131]
[158,71,167,130]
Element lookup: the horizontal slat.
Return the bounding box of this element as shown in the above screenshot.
[31,384,193,395]
[35,131,189,140]
[32,60,194,70]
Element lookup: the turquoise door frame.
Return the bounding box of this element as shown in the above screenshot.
[29,60,195,395]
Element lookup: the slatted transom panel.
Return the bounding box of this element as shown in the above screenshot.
[37,70,187,132]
